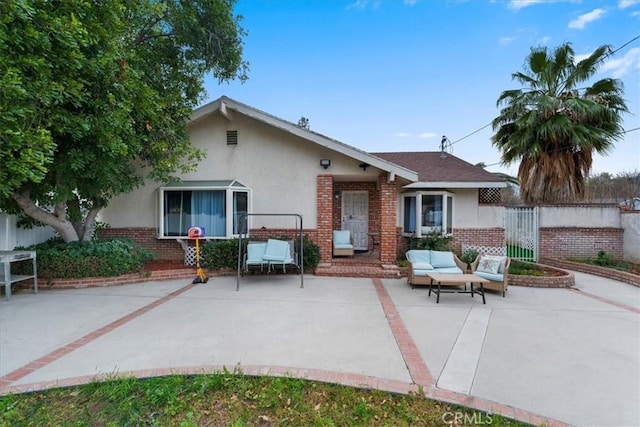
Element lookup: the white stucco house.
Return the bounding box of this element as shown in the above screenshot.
[99,96,507,268]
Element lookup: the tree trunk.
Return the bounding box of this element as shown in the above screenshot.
[12,191,83,242]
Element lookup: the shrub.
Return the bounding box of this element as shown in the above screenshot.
[17,238,155,278]
[509,260,545,276]
[200,239,239,270]
[297,236,320,269]
[459,249,479,267]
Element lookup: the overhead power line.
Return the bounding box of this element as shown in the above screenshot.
[445,35,640,150]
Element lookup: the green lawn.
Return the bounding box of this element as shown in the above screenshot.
[0,372,531,426]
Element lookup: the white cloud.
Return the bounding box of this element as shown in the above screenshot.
[568,8,606,29]
[346,0,368,10]
[346,0,382,10]
[394,132,411,138]
[600,47,640,78]
[499,36,517,46]
[538,35,552,45]
[507,0,572,10]
[618,0,640,9]
[419,132,437,138]
[508,0,546,10]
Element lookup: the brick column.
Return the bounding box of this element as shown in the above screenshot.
[378,174,398,264]
[317,175,334,264]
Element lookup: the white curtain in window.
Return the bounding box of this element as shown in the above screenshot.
[191,191,225,237]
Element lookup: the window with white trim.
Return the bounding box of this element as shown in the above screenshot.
[402,192,454,236]
[158,180,249,238]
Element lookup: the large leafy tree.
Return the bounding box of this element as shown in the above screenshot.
[0,0,247,241]
[491,43,627,204]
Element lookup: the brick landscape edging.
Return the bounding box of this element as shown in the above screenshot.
[540,258,640,288]
[507,267,575,288]
[21,269,204,290]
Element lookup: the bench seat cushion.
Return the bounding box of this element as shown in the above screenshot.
[412,262,434,270]
[334,243,354,249]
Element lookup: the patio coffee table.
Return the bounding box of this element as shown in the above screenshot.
[426,273,489,304]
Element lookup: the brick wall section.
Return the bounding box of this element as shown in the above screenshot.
[540,227,623,260]
[395,228,505,259]
[100,227,184,260]
[449,228,505,254]
[317,175,334,263]
[332,182,379,233]
[378,174,397,264]
[247,228,317,242]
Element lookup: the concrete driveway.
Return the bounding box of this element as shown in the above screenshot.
[1,271,638,426]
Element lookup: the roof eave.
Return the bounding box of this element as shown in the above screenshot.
[191,97,419,182]
[404,181,508,189]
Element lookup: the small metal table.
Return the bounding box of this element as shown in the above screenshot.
[0,251,38,300]
[426,273,488,304]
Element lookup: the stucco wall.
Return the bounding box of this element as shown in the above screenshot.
[622,212,640,263]
[455,189,503,228]
[100,112,376,231]
[539,205,621,228]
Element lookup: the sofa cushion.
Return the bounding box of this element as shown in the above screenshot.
[474,271,504,282]
[246,242,267,263]
[262,239,290,262]
[412,262,434,270]
[435,267,464,274]
[333,230,351,245]
[477,256,501,274]
[406,250,431,265]
[413,269,433,277]
[430,251,457,268]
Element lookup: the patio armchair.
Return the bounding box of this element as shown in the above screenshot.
[469,254,510,297]
[333,230,354,257]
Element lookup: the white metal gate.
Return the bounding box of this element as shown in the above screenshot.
[504,207,539,262]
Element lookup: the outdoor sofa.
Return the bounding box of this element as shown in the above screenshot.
[405,249,466,287]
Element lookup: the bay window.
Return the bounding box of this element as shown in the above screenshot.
[158,180,250,238]
[402,192,454,236]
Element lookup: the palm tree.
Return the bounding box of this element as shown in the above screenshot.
[491,43,628,204]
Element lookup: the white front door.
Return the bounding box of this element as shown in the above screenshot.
[342,191,368,251]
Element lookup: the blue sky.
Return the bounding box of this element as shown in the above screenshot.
[203,0,640,177]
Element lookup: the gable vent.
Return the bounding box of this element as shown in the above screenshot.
[226,130,238,145]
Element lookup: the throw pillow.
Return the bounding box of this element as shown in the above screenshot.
[476,256,501,274]
[480,255,508,273]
